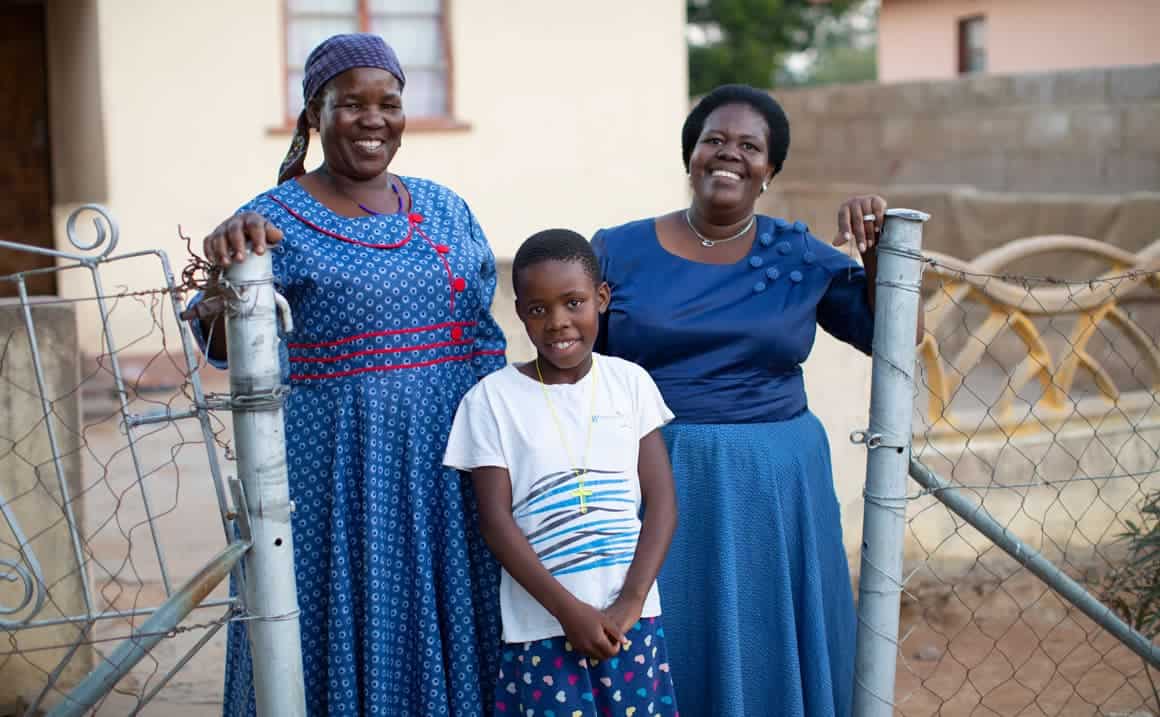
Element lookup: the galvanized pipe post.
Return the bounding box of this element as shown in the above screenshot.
[852,208,929,717]
[225,249,306,716]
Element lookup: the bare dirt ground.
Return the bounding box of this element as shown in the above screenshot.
[895,572,1158,717]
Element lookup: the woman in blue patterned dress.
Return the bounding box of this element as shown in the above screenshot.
[592,84,897,716]
[187,35,504,716]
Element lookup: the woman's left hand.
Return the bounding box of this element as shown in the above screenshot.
[833,195,888,256]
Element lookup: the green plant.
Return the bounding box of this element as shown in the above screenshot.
[1099,487,1160,708]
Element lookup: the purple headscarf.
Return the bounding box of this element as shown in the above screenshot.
[277,33,406,185]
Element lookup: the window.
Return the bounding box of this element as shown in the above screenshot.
[284,0,450,122]
[957,15,986,75]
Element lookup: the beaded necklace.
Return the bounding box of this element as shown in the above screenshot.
[326,171,404,216]
[356,180,403,216]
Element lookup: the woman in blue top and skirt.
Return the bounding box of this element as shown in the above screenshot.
[592,84,891,717]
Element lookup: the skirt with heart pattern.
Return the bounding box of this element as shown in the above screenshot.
[494,616,678,717]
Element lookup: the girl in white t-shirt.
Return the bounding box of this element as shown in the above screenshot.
[444,229,679,716]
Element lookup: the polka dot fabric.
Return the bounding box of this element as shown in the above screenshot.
[218,177,506,716]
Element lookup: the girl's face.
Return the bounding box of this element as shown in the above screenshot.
[515,259,610,382]
[688,103,773,213]
[310,67,405,181]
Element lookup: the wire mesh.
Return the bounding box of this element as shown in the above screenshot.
[0,213,239,716]
[897,237,1160,716]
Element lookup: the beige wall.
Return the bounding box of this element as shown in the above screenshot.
[52,0,688,352]
[880,0,1160,83]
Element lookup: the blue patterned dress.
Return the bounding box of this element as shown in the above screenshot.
[593,216,874,717]
[205,177,505,716]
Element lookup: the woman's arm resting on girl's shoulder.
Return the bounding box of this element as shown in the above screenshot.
[604,429,678,635]
[471,466,623,659]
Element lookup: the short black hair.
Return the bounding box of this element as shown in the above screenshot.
[512,229,601,294]
[681,84,791,175]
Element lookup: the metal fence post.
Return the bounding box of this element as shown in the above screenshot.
[225,249,307,716]
[852,208,929,717]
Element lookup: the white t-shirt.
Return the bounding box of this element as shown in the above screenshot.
[443,353,674,643]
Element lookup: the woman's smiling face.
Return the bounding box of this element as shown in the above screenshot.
[311,67,405,181]
[687,102,773,212]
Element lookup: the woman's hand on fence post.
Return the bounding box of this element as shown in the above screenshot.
[203,212,284,268]
[833,194,887,255]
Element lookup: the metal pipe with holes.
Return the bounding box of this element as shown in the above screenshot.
[224,248,306,716]
[852,208,929,717]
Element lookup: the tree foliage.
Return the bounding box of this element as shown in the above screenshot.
[687,0,855,95]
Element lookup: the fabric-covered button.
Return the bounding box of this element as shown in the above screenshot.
[790,270,803,283]
[749,255,764,268]
[766,267,780,280]
[776,241,791,255]
[792,220,807,233]
[452,277,467,292]
[803,251,815,265]
[435,244,451,254]
[451,326,464,340]
[773,218,790,230]
[758,232,773,247]
[753,281,767,293]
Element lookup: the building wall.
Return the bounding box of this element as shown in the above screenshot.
[770,63,1160,196]
[45,0,107,205]
[52,0,688,352]
[0,300,90,707]
[879,0,1160,83]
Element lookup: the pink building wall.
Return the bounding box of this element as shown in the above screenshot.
[879,0,1160,82]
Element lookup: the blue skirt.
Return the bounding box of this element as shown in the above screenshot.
[659,413,854,717]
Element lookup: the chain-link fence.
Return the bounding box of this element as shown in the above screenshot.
[0,207,251,715]
[878,232,1160,716]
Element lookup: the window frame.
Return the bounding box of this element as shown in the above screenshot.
[957,14,986,75]
[279,0,465,132]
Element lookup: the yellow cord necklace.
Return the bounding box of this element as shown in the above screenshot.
[535,354,600,514]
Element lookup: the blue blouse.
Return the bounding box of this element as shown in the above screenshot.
[592,215,874,425]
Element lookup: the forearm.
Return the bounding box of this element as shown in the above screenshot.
[620,430,678,604]
[184,288,230,362]
[478,509,579,619]
[200,302,228,362]
[863,249,878,312]
[618,493,676,604]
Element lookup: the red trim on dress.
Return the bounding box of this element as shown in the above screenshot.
[289,338,474,364]
[287,321,476,350]
[267,192,464,316]
[411,221,459,314]
[290,348,504,381]
[267,194,422,249]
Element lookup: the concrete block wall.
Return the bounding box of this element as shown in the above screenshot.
[772,63,1160,194]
